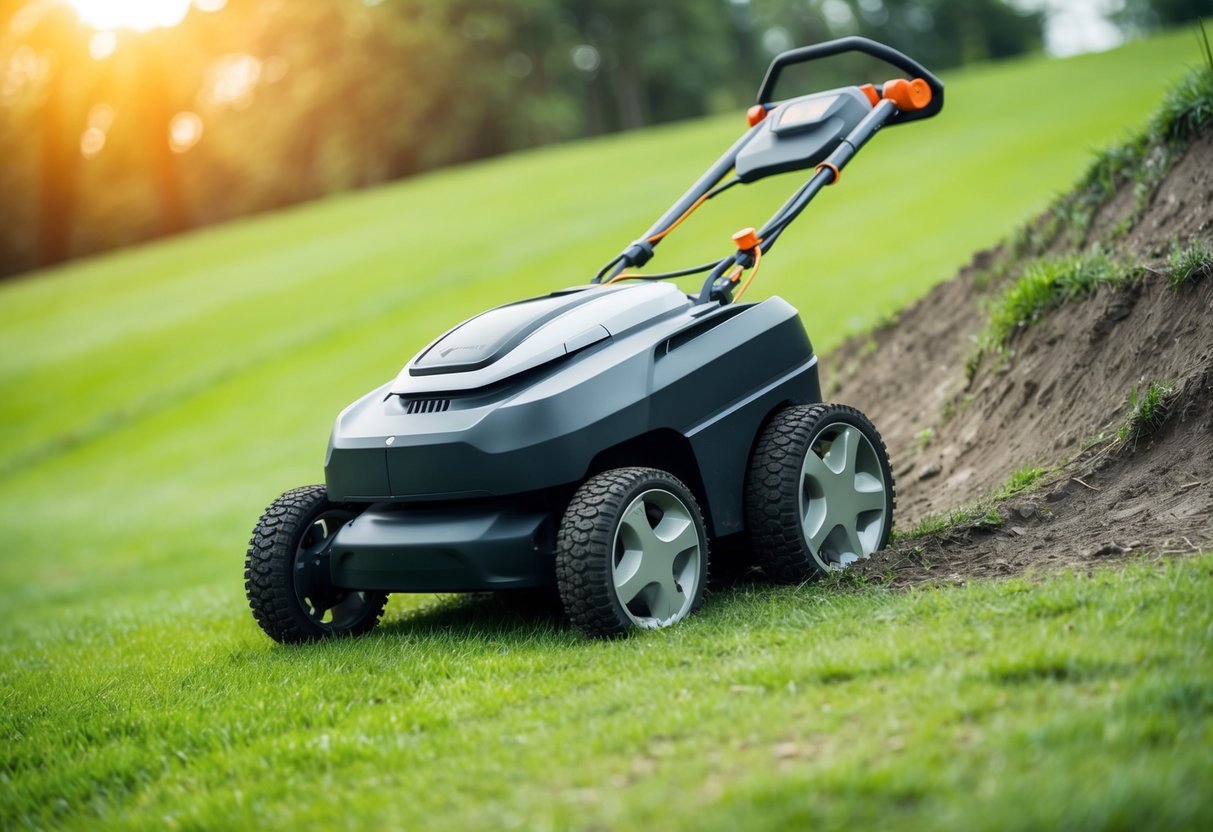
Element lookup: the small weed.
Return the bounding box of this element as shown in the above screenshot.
[1168,239,1213,289]
[941,393,975,423]
[978,507,1004,528]
[896,466,1050,540]
[916,427,934,451]
[1109,216,1133,240]
[820,567,873,590]
[1116,380,1176,445]
[997,465,1047,499]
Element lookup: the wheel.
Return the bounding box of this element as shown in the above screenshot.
[745,403,895,582]
[244,485,388,643]
[555,467,709,638]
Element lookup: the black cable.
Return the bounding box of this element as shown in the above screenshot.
[593,175,740,284]
[705,177,742,200]
[611,258,730,281]
[592,253,626,284]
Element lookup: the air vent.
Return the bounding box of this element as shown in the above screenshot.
[403,397,451,414]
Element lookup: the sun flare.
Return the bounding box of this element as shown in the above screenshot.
[60,0,222,32]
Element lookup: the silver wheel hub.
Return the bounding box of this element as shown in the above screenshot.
[611,488,702,629]
[798,423,888,569]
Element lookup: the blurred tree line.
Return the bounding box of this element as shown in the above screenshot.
[0,0,1196,278]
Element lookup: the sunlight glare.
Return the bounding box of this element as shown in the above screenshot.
[88,31,116,60]
[169,111,203,153]
[62,0,193,32]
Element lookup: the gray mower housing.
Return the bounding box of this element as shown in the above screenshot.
[323,281,820,593]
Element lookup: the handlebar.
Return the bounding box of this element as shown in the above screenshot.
[756,36,944,125]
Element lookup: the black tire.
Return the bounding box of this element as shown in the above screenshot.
[745,404,895,582]
[555,467,709,638]
[244,485,388,644]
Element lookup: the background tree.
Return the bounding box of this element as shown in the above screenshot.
[0,0,1106,279]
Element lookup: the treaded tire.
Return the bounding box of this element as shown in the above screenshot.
[745,404,895,582]
[244,485,388,644]
[555,467,709,638]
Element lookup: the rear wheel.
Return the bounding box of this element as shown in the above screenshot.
[556,467,709,638]
[746,404,894,582]
[244,485,388,643]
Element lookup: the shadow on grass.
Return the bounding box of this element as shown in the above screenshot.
[376,588,570,641]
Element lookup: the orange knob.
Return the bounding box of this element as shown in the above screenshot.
[746,105,768,127]
[882,78,932,112]
[733,227,761,251]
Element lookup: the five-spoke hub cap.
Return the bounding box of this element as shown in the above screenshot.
[798,423,888,568]
[611,489,702,628]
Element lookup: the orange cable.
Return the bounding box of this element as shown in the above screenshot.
[647,192,709,243]
[603,272,642,285]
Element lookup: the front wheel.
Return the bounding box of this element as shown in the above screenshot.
[555,467,709,638]
[244,485,388,643]
[745,404,895,582]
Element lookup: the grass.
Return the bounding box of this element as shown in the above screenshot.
[2,557,1210,830]
[1116,380,1177,446]
[996,465,1048,499]
[0,29,1209,831]
[985,250,1129,345]
[965,249,1140,383]
[897,464,1047,541]
[1168,238,1213,288]
[987,22,1212,269]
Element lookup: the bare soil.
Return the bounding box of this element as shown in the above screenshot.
[823,132,1213,587]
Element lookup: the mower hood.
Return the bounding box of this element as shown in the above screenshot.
[392,282,691,395]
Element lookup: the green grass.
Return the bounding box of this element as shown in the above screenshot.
[965,248,1143,383]
[2,558,1210,830]
[986,250,1131,343]
[895,464,1047,541]
[1116,380,1177,445]
[1168,238,1213,288]
[0,29,1210,830]
[995,465,1048,499]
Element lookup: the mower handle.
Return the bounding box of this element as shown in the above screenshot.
[757,36,944,125]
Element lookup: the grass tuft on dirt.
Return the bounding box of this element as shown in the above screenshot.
[1116,380,1176,446]
[965,250,1139,382]
[896,465,1048,541]
[1168,238,1213,288]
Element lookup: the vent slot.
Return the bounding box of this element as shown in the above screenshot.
[403,397,451,414]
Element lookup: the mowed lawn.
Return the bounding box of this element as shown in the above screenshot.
[1,29,1210,830]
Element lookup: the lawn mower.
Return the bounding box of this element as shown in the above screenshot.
[244,37,944,641]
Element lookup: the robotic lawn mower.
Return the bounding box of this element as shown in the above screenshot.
[245,37,944,641]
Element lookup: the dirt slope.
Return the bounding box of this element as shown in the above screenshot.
[823,132,1213,586]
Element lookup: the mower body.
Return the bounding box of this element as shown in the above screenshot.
[323,281,820,593]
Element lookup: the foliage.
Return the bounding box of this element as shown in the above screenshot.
[1116,380,1176,445]
[1149,18,1213,145]
[897,465,1047,541]
[996,465,1047,499]
[0,0,1048,279]
[984,250,1131,346]
[1168,238,1213,287]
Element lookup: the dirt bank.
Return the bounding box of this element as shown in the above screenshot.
[824,130,1213,585]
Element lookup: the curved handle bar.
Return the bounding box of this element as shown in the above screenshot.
[757,36,944,125]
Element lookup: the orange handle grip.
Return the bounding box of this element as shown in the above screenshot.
[881,78,932,112]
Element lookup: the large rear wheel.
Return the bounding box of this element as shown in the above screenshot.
[244,485,388,643]
[556,467,709,638]
[746,404,895,582]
